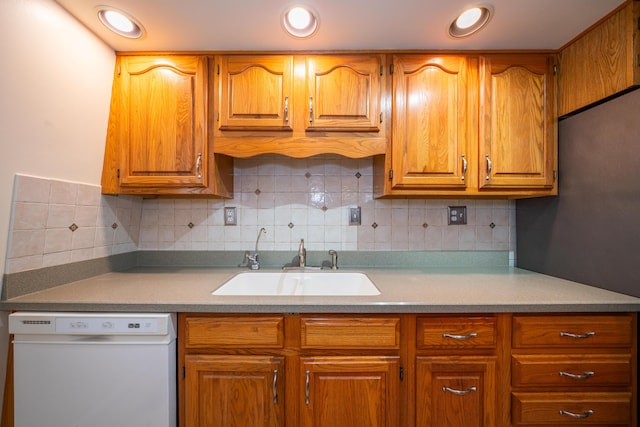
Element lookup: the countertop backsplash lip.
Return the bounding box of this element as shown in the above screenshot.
[2,250,511,300]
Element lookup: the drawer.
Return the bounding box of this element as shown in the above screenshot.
[513,315,633,349]
[417,316,497,349]
[184,316,284,348]
[300,317,400,349]
[512,354,632,387]
[512,392,632,425]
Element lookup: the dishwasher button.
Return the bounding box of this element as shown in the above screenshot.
[102,321,114,329]
[70,321,88,329]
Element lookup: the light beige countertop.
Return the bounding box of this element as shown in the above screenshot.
[2,266,639,313]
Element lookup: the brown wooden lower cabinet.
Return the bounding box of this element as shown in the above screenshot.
[300,356,400,427]
[416,356,497,427]
[178,312,637,427]
[184,355,285,427]
[512,392,632,425]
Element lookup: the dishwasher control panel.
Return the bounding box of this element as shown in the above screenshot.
[9,312,174,336]
[56,316,161,334]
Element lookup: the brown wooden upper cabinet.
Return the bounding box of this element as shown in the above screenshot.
[559,1,640,117]
[389,55,472,191]
[212,54,387,158]
[478,54,557,192]
[217,55,294,131]
[101,55,233,197]
[375,53,557,198]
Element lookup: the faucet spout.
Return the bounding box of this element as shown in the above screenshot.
[255,227,266,253]
[298,238,306,268]
[243,228,266,270]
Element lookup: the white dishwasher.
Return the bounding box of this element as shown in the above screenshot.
[9,312,177,427]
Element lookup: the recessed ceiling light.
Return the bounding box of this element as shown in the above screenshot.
[96,6,144,39]
[282,5,319,39]
[449,5,492,38]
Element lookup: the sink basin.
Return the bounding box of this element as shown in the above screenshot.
[212,271,380,296]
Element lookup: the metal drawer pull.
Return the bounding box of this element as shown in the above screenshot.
[559,409,594,419]
[195,153,202,179]
[443,332,478,340]
[485,154,492,180]
[461,154,467,181]
[305,370,310,405]
[309,97,313,123]
[559,370,595,380]
[272,369,278,404]
[442,386,477,396]
[284,96,289,123]
[560,331,596,339]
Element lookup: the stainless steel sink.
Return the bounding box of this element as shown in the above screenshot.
[212,270,380,296]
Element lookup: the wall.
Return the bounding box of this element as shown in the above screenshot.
[516,88,640,297]
[0,0,115,409]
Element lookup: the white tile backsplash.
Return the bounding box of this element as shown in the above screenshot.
[5,158,517,273]
[5,175,141,274]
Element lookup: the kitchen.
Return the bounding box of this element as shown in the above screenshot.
[1,0,639,425]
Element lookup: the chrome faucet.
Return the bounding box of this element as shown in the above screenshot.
[243,227,266,270]
[298,238,306,268]
[328,249,338,270]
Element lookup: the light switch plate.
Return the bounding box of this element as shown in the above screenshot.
[349,207,361,225]
[447,206,467,225]
[224,207,237,225]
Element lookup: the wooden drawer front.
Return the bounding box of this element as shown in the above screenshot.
[184,316,284,348]
[300,317,400,349]
[512,354,632,387]
[417,317,497,349]
[513,315,633,348]
[512,392,632,425]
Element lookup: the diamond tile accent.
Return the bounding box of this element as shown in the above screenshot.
[68,223,78,232]
[188,222,194,229]
[321,205,328,212]
[111,223,118,230]
[422,223,429,228]
[355,172,362,179]
[288,222,295,229]
[489,222,496,229]
[254,189,261,195]
[305,172,311,179]
[371,222,378,229]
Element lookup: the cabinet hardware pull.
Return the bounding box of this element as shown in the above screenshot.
[443,332,478,340]
[560,331,595,339]
[485,154,492,181]
[305,370,310,405]
[442,386,477,396]
[559,409,594,419]
[196,153,202,179]
[272,369,278,404]
[559,371,595,380]
[461,154,467,181]
[309,97,313,123]
[284,97,289,123]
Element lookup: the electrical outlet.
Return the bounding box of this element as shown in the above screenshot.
[349,207,361,225]
[224,207,237,225]
[447,206,467,225]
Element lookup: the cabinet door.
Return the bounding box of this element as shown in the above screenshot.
[118,55,208,188]
[218,55,293,130]
[300,356,400,427]
[306,55,382,132]
[184,355,284,427]
[391,55,471,189]
[416,356,497,427]
[479,55,556,190]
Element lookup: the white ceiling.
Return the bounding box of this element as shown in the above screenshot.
[56,0,625,52]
